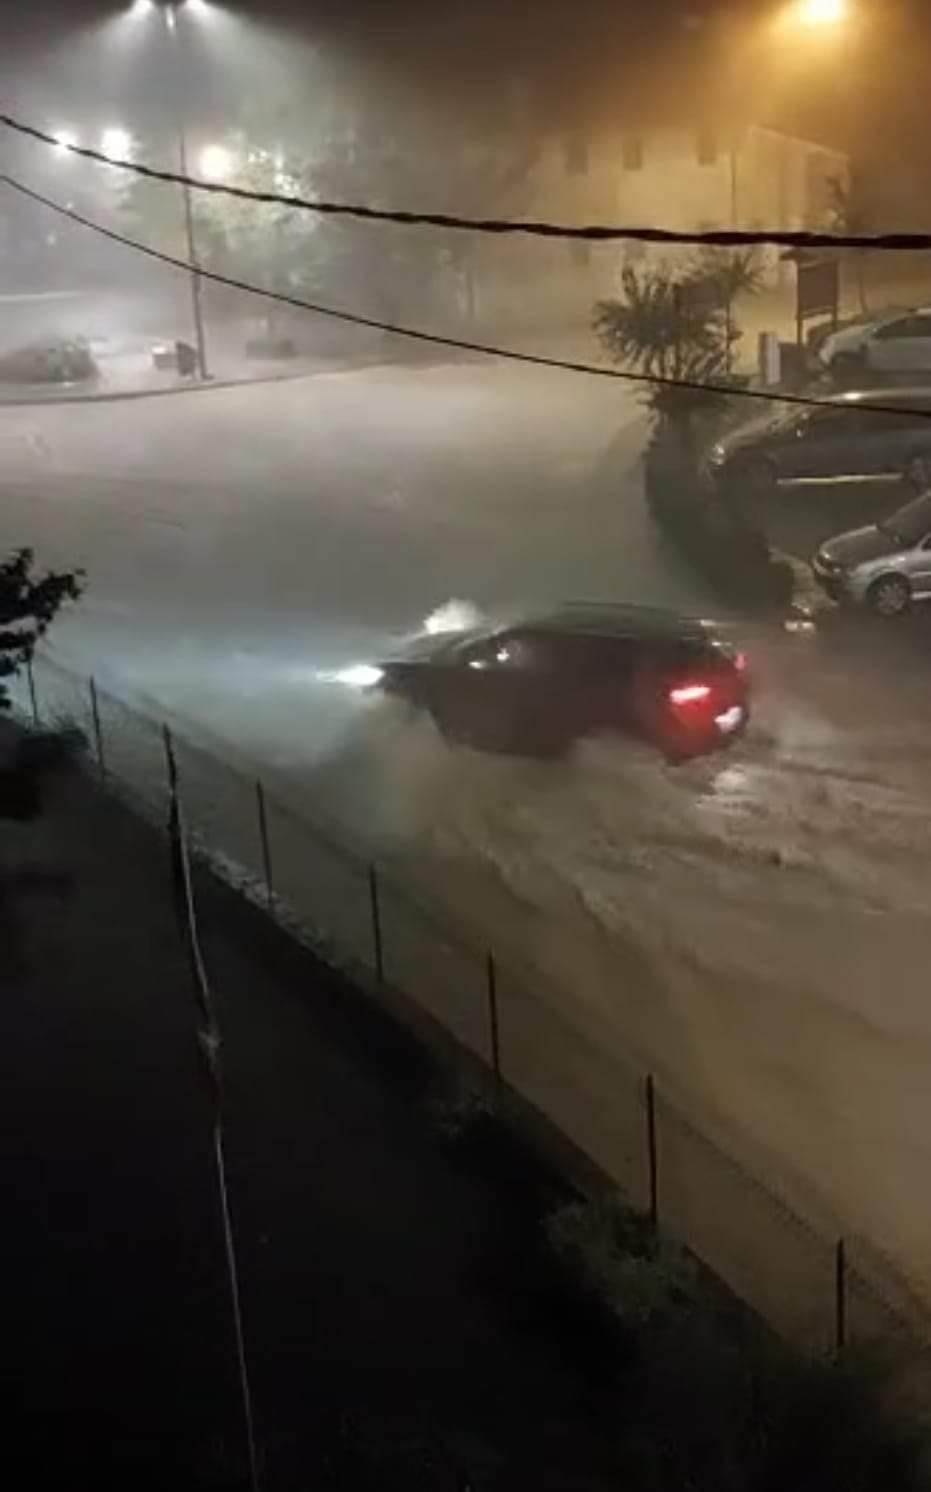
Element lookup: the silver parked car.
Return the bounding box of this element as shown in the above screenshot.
[819,309,931,379]
[812,491,931,616]
[707,388,931,496]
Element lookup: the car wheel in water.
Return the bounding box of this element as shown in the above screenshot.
[904,453,931,492]
[867,573,910,618]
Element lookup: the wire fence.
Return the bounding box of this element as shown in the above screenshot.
[15,649,931,1360]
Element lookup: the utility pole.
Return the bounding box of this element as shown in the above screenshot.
[164,1,209,379]
[724,141,739,375]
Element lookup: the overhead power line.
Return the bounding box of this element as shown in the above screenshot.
[4,168,931,423]
[3,109,930,253]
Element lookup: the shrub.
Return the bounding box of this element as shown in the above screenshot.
[0,549,83,711]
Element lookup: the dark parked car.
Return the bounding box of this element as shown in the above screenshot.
[706,388,931,496]
[376,604,750,760]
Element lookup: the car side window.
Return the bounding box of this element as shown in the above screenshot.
[561,635,635,675]
[876,316,931,341]
[458,640,503,672]
[803,409,863,440]
[458,632,543,671]
[866,408,931,433]
[521,632,637,676]
[875,319,911,341]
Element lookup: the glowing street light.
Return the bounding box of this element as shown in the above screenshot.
[100,126,134,161]
[198,143,235,181]
[797,0,846,26]
[128,0,212,22]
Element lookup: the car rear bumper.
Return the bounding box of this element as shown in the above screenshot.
[713,703,747,737]
[663,697,749,760]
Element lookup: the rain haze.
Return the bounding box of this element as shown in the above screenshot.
[6,0,931,1440]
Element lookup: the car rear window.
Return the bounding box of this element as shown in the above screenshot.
[653,638,731,674]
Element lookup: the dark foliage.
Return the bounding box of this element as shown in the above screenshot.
[0,548,83,710]
[593,249,763,422]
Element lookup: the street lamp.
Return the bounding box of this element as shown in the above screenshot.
[100,126,134,161]
[199,143,235,181]
[797,0,846,25]
[128,0,211,377]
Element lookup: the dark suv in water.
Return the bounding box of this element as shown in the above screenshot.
[377,604,749,760]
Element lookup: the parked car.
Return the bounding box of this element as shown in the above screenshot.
[0,337,98,386]
[373,603,750,760]
[819,309,931,379]
[812,491,931,616]
[707,388,931,497]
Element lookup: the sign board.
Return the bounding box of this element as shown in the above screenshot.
[797,257,840,320]
[781,249,840,345]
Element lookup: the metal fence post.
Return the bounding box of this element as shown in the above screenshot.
[486,951,501,1088]
[646,1073,659,1230]
[88,677,106,781]
[25,655,39,727]
[835,1237,847,1354]
[255,780,274,912]
[162,724,185,922]
[368,864,384,982]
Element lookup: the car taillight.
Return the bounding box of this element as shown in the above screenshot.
[734,651,747,672]
[669,683,712,706]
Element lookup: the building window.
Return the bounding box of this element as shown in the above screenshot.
[565,134,589,177]
[622,134,644,171]
[696,128,718,166]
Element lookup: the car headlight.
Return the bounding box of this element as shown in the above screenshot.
[708,444,726,467]
[333,664,384,688]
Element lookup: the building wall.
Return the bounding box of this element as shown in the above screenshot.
[461,123,849,340]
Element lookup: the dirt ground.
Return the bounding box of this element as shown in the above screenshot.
[0,747,637,1491]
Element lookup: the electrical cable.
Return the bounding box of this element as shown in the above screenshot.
[4,167,931,421]
[3,109,929,253]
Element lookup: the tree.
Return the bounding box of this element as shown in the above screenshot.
[192,137,325,337]
[121,105,542,336]
[119,135,320,302]
[0,549,83,711]
[592,249,762,429]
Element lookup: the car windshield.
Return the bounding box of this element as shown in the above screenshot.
[879,493,931,546]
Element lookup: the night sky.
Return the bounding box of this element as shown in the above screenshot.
[3,2,927,170]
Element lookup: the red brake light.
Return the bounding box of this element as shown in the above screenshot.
[669,683,712,706]
[734,651,747,672]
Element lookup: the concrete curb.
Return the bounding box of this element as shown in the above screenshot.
[0,355,396,409]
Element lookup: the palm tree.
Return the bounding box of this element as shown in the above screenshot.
[593,249,762,428]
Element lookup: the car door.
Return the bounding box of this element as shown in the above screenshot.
[443,630,544,746]
[869,315,931,374]
[781,407,875,480]
[542,633,637,735]
[857,405,931,476]
[444,634,510,736]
